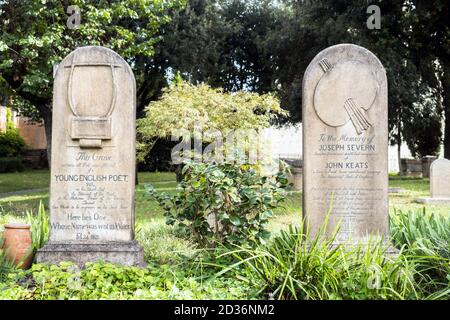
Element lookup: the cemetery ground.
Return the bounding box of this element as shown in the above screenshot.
[1,170,449,299]
[1,170,449,218]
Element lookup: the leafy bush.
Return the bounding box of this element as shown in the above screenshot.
[137,81,287,161]
[390,209,450,250]
[146,161,289,247]
[0,129,27,158]
[135,219,199,264]
[0,128,26,173]
[0,261,254,300]
[0,238,17,282]
[216,211,450,300]
[0,157,25,173]
[5,108,15,132]
[217,224,419,300]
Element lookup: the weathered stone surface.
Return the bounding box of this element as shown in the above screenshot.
[36,46,144,266]
[415,197,450,204]
[37,241,144,267]
[287,167,303,191]
[401,158,423,177]
[416,158,450,204]
[302,44,389,242]
[430,159,450,198]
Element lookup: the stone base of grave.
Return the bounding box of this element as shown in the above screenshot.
[360,242,399,257]
[322,240,400,257]
[415,197,450,205]
[36,240,145,267]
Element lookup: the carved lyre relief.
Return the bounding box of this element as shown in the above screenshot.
[314,58,379,135]
[66,49,121,148]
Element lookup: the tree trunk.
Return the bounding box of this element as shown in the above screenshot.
[397,139,402,175]
[442,58,450,159]
[397,117,402,174]
[135,164,139,186]
[41,105,52,168]
[175,164,183,182]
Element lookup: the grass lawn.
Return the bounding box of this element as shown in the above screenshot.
[1,169,449,223]
[0,170,50,193]
[388,176,450,215]
[1,169,448,257]
[1,170,449,256]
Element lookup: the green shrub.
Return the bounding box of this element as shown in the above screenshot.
[135,219,199,264]
[0,128,26,173]
[0,238,18,282]
[390,209,450,298]
[390,209,450,250]
[0,157,25,173]
[0,261,254,300]
[146,161,289,247]
[5,108,15,132]
[217,223,419,300]
[338,243,418,300]
[0,129,27,157]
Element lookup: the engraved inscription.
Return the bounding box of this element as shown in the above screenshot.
[303,44,388,241]
[48,46,136,243]
[51,151,132,241]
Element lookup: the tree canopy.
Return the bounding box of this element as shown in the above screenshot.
[150,0,447,158]
[137,80,286,158]
[0,0,185,161]
[1,0,448,161]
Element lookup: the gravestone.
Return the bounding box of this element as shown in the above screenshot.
[302,44,389,243]
[416,158,450,204]
[288,167,303,191]
[36,46,144,266]
[400,158,423,177]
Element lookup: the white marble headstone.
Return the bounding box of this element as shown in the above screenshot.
[37,46,144,266]
[302,44,388,242]
[430,159,450,198]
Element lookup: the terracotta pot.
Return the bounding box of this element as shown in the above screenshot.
[2,223,33,269]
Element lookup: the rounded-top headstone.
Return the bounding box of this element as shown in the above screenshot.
[430,158,450,198]
[36,46,144,267]
[302,44,388,242]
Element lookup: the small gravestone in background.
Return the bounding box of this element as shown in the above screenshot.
[400,158,423,178]
[416,159,450,204]
[288,166,303,191]
[283,159,303,191]
[302,44,391,245]
[36,46,144,266]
